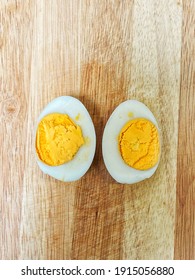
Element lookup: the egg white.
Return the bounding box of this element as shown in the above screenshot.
[102,100,160,184]
[35,96,96,182]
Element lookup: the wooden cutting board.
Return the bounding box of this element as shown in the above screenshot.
[0,0,194,260]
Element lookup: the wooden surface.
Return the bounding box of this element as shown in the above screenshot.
[174,0,195,260]
[0,0,194,260]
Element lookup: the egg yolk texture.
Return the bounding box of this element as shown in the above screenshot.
[36,113,84,166]
[119,118,160,170]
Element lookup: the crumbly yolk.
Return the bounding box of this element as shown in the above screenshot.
[118,118,160,170]
[36,113,84,166]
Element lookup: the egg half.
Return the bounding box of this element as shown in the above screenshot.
[102,100,161,184]
[35,96,96,182]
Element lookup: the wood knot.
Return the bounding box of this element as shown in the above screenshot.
[1,96,20,123]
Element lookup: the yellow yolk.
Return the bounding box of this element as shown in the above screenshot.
[36,113,84,166]
[118,118,160,170]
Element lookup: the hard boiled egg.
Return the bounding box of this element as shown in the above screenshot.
[35,96,96,182]
[102,100,161,184]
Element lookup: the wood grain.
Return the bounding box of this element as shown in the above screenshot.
[0,0,193,260]
[174,0,195,260]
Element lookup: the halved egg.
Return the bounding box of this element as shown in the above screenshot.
[35,96,96,182]
[102,100,161,184]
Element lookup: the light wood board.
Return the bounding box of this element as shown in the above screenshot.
[0,0,194,259]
